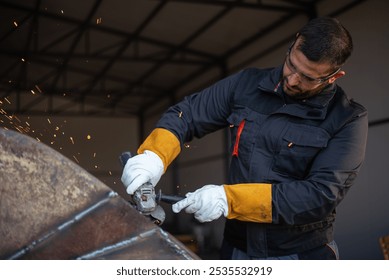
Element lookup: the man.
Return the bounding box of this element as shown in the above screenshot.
[121,17,368,259]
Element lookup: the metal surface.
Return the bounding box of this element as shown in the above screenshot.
[0,127,199,260]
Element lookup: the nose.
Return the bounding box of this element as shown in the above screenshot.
[286,72,300,86]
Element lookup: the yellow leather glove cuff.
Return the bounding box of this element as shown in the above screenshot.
[138,128,181,172]
[224,183,272,223]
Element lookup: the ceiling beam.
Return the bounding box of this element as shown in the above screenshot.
[48,0,103,91]
[0,0,216,60]
[109,2,236,109]
[160,0,310,13]
[77,0,168,103]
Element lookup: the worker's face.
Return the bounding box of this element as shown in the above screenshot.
[282,39,345,100]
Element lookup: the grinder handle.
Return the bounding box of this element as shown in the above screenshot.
[156,189,185,204]
[119,151,132,168]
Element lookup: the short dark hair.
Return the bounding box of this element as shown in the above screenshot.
[296,17,353,67]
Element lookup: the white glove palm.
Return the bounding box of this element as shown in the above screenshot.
[172,184,228,223]
[121,150,164,195]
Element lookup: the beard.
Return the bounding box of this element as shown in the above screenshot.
[282,76,328,100]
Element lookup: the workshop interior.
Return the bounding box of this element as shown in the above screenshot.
[0,0,388,260]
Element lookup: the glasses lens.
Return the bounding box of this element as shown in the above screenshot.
[285,52,327,85]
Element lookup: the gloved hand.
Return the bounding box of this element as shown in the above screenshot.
[121,150,164,195]
[172,184,228,223]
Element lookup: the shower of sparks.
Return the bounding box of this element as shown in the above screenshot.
[73,156,79,163]
[0,86,117,188]
[35,85,42,93]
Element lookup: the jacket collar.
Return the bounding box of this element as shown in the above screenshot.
[257,65,338,120]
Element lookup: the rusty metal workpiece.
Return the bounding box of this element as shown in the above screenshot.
[0,128,199,260]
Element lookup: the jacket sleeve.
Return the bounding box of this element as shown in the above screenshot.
[155,71,245,145]
[272,110,368,225]
[136,70,245,172]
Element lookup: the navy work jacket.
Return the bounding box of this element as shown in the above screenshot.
[157,66,368,257]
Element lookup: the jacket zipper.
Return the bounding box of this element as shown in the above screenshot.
[232,119,246,157]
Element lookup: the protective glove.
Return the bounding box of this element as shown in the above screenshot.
[121,150,164,195]
[172,184,228,223]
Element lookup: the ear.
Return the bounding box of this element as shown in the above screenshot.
[328,70,345,84]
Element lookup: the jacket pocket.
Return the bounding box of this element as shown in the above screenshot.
[272,124,330,179]
[227,107,257,158]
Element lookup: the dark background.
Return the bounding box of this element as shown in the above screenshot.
[1,0,388,259]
